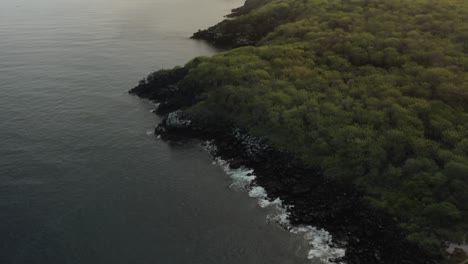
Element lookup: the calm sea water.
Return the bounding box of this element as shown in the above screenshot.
[0,0,310,263]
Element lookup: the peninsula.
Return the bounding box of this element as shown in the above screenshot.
[130,0,468,263]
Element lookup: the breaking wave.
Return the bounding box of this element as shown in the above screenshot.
[203,141,346,264]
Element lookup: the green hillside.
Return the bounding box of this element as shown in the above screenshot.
[144,0,468,254]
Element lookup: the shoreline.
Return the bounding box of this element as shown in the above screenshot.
[202,141,346,263]
[127,1,466,262]
[133,107,438,264]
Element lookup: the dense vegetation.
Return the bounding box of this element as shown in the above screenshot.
[149,0,468,254]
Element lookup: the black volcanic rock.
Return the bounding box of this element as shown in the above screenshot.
[129,67,187,101]
[148,107,437,264]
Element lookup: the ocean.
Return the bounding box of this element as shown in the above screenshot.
[0,0,310,263]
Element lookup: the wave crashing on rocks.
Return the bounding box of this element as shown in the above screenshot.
[204,141,346,264]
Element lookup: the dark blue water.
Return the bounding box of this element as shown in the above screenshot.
[0,0,309,263]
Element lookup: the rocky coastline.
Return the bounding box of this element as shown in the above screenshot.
[127,2,453,262]
[129,82,438,264]
[190,0,288,49]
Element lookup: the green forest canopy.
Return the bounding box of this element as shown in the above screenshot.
[154,0,468,252]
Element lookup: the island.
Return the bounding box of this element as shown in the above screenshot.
[130,0,468,263]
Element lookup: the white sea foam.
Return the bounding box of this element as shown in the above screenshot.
[146,130,154,135]
[248,186,267,198]
[214,157,255,191]
[201,141,346,264]
[291,226,346,263]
